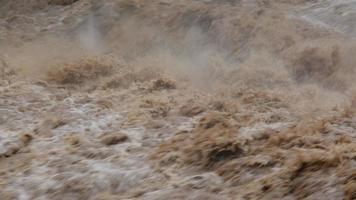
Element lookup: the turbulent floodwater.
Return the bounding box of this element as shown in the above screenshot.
[2,0,356,199]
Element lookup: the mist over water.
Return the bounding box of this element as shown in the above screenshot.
[78,14,106,54]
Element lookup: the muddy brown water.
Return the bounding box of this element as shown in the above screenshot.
[1,0,356,199]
